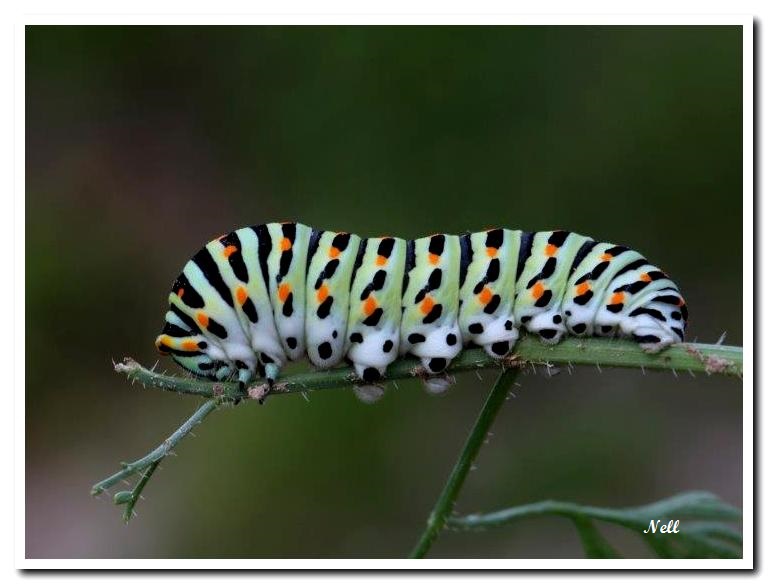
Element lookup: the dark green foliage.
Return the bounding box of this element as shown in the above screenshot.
[448,491,742,559]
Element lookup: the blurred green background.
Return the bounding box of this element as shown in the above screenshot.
[26,25,742,559]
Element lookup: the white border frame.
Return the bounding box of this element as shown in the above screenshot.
[10,4,754,573]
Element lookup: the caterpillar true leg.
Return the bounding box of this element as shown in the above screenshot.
[155,222,687,395]
[258,353,282,385]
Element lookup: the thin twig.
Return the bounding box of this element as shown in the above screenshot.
[113,338,743,403]
[113,459,161,522]
[409,368,521,558]
[91,398,224,498]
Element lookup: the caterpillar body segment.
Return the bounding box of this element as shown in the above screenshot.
[561,241,645,338]
[514,230,593,347]
[155,222,688,393]
[263,222,311,365]
[400,234,463,375]
[345,236,407,382]
[305,230,362,370]
[458,229,520,358]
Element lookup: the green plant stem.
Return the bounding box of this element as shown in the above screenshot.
[114,338,743,402]
[117,459,160,522]
[409,368,521,558]
[91,397,225,498]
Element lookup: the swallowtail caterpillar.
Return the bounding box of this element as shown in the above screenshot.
[155,223,688,400]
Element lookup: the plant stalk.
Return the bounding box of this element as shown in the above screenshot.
[114,338,743,403]
[409,368,521,558]
[91,397,224,497]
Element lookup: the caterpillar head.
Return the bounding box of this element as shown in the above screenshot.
[154,332,232,381]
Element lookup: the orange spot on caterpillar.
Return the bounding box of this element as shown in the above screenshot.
[177,288,185,298]
[545,244,557,256]
[181,340,198,351]
[639,272,652,282]
[363,296,378,316]
[600,252,613,261]
[317,285,329,302]
[197,312,209,327]
[478,287,493,305]
[420,295,435,315]
[678,298,686,307]
[329,246,340,259]
[280,237,292,251]
[236,286,248,305]
[576,282,591,295]
[610,292,625,305]
[428,253,440,265]
[376,255,388,266]
[486,247,498,258]
[278,283,291,302]
[532,282,545,300]
[223,245,238,258]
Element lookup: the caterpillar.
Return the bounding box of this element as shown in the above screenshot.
[155,223,688,397]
